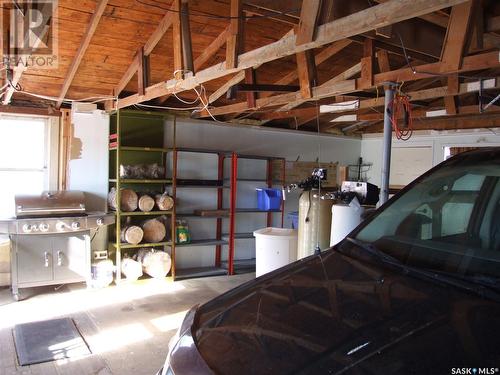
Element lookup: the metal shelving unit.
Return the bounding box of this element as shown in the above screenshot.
[108,110,176,283]
[227,152,286,275]
[168,148,229,280]
[166,148,285,279]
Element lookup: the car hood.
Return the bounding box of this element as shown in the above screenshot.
[191,248,500,374]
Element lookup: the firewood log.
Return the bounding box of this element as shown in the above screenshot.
[108,187,138,212]
[141,219,166,243]
[155,193,174,211]
[138,194,155,212]
[120,225,144,245]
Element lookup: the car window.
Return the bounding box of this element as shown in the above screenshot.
[354,152,500,279]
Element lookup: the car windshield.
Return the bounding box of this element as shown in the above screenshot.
[354,149,500,280]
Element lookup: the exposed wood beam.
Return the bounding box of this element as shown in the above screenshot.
[375,50,499,84]
[359,38,375,88]
[181,0,194,74]
[194,26,230,71]
[196,53,497,118]
[374,0,449,27]
[440,0,475,72]
[56,0,108,108]
[296,50,316,99]
[377,50,391,73]
[443,74,459,115]
[357,104,500,121]
[209,28,295,104]
[234,83,300,92]
[115,3,175,96]
[117,0,470,109]
[115,51,141,96]
[296,0,321,45]
[340,77,499,115]
[261,39,352,99]
[144,4,176,55]
[244,68,256,108]
[259,106,318,120]
[172,0,183,78]
[137,47,147,96]
[209,71,245,104]
[0,105,61,116]
[366,113,500,132]
[3,2,53,105]
[226,0,243,69]
[158,25,230,104]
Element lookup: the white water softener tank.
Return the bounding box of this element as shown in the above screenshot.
[330,197,364,246]
[297,189,334,260]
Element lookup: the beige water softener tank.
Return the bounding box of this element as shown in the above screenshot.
[297,189,334,260]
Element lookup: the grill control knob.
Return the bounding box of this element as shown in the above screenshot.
[96,218,104,226]
[71,222,81,230]
[56,222,66,231]
[22,224,32,233]
[39,223,49,232]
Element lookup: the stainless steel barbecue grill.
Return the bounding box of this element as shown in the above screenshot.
[0,190,114,300]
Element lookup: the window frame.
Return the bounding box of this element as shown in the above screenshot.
[0,113,59,198]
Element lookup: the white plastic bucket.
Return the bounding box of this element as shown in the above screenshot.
[330,199,364,246]
[253,227,298,277]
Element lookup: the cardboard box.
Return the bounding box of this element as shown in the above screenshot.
[272,160,338,188]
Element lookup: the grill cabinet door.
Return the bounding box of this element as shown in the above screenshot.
[15,235,53,284]
[52,233,89,282]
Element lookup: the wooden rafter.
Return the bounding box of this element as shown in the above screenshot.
[443,74,459,115]
[296,50,316,99]
[337,77,500,117]
[296,0,321,45]
[114,3,176,96]
[194,25,230,71]
[440,0,475,72]
[117,0,469,109]
[56,0,108,108]
[226,0,243,69]
[359,38,375,88]
[196,52,497,118]
[365,113,500,132]
[244,68,256,108]
[209,28,295,104]
[377,49,391,73]
[158,25,230,104]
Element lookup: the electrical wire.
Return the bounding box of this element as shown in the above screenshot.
[389,93,413,140]
[135,0,301,20]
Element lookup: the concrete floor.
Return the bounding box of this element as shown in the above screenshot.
[0,273,254,375]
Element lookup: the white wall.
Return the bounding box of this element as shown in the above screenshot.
[164,118,362,268]
[361,128,500,187]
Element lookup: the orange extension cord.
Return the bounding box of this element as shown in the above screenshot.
[390,94,413,141]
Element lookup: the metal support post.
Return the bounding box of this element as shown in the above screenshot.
[379,83,397,206]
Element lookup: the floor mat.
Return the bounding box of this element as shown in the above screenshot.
[13,318,91,366]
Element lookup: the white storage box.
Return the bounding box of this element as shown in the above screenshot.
[253,227,298,277]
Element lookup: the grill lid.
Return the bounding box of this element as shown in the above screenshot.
[15,191,86,218]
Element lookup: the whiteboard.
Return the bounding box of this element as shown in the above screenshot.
[390,146,433,186]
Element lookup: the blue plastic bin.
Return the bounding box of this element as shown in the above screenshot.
[287,211,299,229]
[256,188,282,211]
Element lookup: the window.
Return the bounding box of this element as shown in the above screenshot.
[353,150,500,279]
[0,115,56,217]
